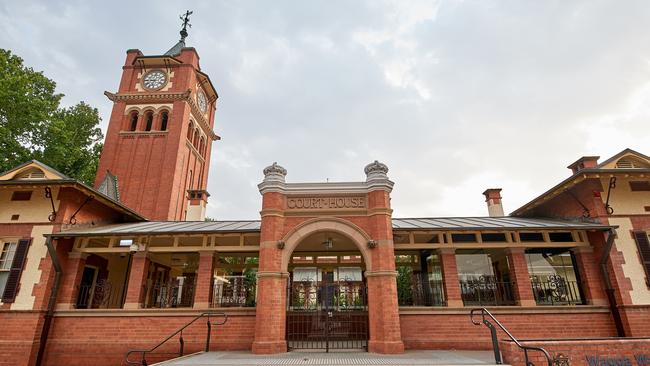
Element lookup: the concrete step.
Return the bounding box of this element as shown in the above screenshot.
[152,350,506,366]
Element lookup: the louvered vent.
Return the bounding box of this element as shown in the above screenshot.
[14,168,46,180]
[616,157,650,169]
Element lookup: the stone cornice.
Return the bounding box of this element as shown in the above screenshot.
[104,89,219,141]
[258,181,394,195]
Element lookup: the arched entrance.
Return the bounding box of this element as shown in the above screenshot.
[283,220,371,351]
[252,161,404,355]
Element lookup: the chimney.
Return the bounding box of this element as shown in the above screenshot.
[482,188,504,217]
[567,156,600,174]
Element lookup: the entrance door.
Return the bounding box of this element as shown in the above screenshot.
[286,271,368,352]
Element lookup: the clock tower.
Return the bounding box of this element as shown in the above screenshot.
[95,17,218,221]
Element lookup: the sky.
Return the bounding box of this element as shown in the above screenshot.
[1,1,650,220]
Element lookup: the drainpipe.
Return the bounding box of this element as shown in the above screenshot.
[35,236,63,366]
[599,229,626,337]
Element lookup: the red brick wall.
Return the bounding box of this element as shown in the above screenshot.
[41,312,255,366]
[0,311,45,366]
[500,338,650,366]
[399,309,618,350]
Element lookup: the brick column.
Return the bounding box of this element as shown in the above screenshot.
[123,252,150,309]
[507,248,536,307]
[194,250,216,309]
[252,188,288,354]
[56,252,87,310]
[366,189,404,354]
[572,246,608,306]
[439,248,463,307]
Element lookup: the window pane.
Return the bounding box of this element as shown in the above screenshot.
[526,249,583,305]
[0,272,8,296]
[395,250,444,306]
[0,243,17,270]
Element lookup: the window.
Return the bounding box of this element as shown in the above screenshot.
[456,249,515,306]
[11,191,32,201]
[395,250,444,306]
[633,232,650,287]
[526,249,584,305]
[144,112,153,131]
[0,242,17,296]
[129,112,139,131]
[187,122,194,140]
[193,129,200,147]
[160,111,169,131]
[212,253,259,307]
[630,181,650,191]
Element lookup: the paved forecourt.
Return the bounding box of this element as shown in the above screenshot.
[152,350,500,366]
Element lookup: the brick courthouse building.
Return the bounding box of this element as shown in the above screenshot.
[1,32,650,366]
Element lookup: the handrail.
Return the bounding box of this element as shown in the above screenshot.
[471,308,552,366]
[125,312,228,366]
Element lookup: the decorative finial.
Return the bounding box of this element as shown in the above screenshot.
[179,10,193,41]
[262,162,287,183]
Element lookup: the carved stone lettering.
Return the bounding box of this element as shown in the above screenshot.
[286,196,366,210]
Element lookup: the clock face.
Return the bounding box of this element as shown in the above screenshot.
[142,70,167,90]
[197,89,207,113]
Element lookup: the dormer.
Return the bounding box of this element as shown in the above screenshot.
[0,161,68,181]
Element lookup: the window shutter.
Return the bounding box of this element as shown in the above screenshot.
[633,232,650,286]
[1,238,31,303]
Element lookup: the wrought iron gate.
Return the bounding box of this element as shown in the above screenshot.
[286,278,368,351]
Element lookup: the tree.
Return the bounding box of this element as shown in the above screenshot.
[0,49,103,185]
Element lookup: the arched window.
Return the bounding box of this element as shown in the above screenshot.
[160,111,169,131]
[193,129,200,148]
[144,111,153,131]
[199,137,205,155]
[129,112,139,131]
[187,122,194,140]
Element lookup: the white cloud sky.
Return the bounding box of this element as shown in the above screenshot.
[2,0,649,219]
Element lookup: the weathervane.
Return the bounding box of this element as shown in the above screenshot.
[179,10,193,41]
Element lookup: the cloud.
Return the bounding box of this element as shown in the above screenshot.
[2,0,650,220]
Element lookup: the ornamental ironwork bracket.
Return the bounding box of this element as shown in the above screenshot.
[68,195,94,225]
[44,187,57,222]
[604,177,616,215]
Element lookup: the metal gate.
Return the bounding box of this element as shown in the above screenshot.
[286,278,368,351]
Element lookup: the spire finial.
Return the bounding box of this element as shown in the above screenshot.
[179,10,193,41]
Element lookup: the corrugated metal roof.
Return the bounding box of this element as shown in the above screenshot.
[52,216,611,237]
[391,217,610,230]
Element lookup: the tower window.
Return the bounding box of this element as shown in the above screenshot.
[144,112,153,131]
[129,112,139,131]
[199,137,205,155]
[193,129,200,148]
[187,122,194,140]
[160,111,169,131]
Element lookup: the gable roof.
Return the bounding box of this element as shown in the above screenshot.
[512,148,650,216]
[0,160,144,221]
[596,148,650,169]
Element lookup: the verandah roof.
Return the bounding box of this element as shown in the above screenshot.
[48,216,612,238]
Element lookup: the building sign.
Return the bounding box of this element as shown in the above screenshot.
[286,196,366,210]
[586,355,650,366]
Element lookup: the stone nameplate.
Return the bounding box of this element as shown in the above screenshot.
[286,196,366,210]
[586,354,650,366]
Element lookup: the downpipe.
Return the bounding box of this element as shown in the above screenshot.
[35,236,63,366]
[599,229,626,337]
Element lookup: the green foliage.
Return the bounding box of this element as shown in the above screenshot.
[396,266,413,306]
[0,49,103,185]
